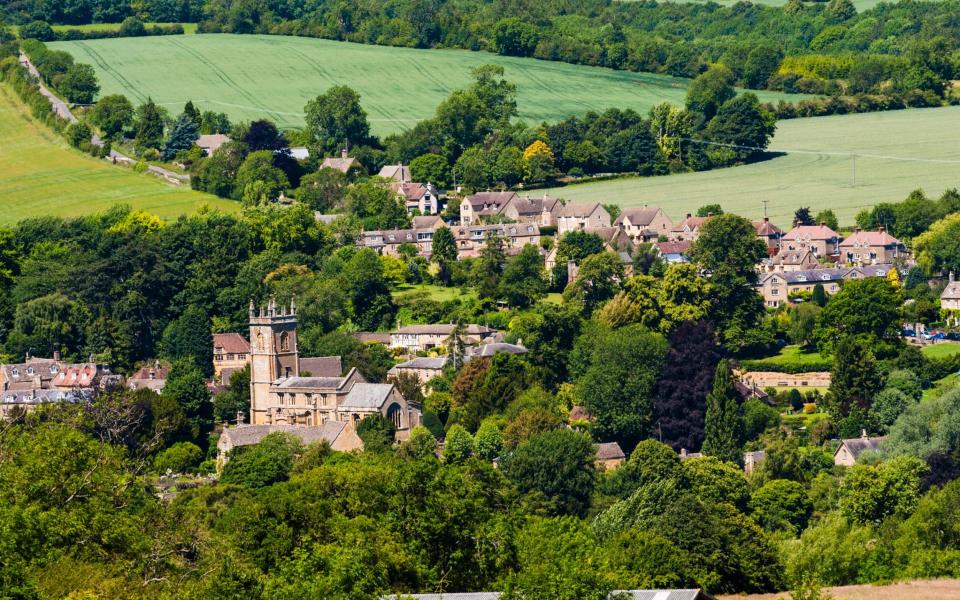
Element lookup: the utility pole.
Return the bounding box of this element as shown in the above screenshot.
[762,199,768,219]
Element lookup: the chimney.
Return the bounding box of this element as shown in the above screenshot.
[878,226,886,233]
[707,212,714,217]
[950,272,955,283]
[341,148,348,159]
[854,226,861,233]
[680,448,688,458]
[236,411,245,425]
[686,213,692,219]
[764,217,769,223]
[861,429,868,439]
[819,221,826,226]
[53,350,60,361]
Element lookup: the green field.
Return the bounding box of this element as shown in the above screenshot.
[545,106,960,225]
[757,345,831,368]
[0,84,236,226]
[50,34,803,136]
[921,342,960,359]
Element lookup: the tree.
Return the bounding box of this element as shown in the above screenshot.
[750,479,813,533]
[743,45,782,89]
[153,441,203,474]
[162,112,200,161]
[164,358,213,440]
[89,94,134,141]
[161,305,213,376]
[220,432,303,488]
[342,248,396,331]
[683,455,749,509]
[304,85,370,154]
[815,209,839,231]
[562,252,624,313]
[182,100,201,128]
[243,119,287,152]
[235,150,289,205]
[499,244,546,308]
[869,389,912,434]
[135,98,165,153]
[443,424,474,464]
[60,63,100,104]
[685,64,735,120]
[788,302,820,349]
[651,320,721,452]
[357,413,396,453]
[523,140,556,183]
[471,233,506,300]
[474,418,504,460]
[409,152,450,188]
[825,0,856,21]
[213,363,251,422]
[20,20,55,41]
[696,204,724,217]
[493,18,540,57]
[5,292,89,361]
[914,213,960,276]
[705,93,776,165]
[838,456,927,524]
[794,207,815,226]
[702,360,742,464]
[431,226,457,284]
[502,429,597,517]
[828,336,881,418]
[119,15,146,36]
[574,324,668,448]
[297,167,347,212]
[200,110,231,134]
[65,121,90,149]
[816,278,900,346]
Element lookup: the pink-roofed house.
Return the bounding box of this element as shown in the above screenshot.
[782,224,842,258]
[839,227,906,264]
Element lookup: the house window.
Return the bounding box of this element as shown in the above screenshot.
[771,288,779,296]
[215,354,224,361]
[227,353,234,361]
[26,368,33,375]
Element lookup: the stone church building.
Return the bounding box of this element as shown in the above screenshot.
[248,299,421,434]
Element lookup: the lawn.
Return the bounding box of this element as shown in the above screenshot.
[0,84,235,226]
[543,105,960,225]
[393,284,477,303]
[921,342,960,359]
[49,34,804,136]
[761,345,829,367]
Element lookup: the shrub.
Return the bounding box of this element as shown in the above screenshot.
[153,441,203,474]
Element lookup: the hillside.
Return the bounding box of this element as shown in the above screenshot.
[544,106,960,225]
[49,34,806,136]
[0,84,235,226]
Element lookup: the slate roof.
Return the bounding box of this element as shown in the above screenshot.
[464,191,517,209]
[836,435,886,460]
[195,134,230,154]
[615,206,662,227]
[558,201,602,218]
[595,441,626,461]
[672,215,711,232]
[769,250,815,266]
[220,422,348,449]
[340,383,395,410]
[470,342,527,357]
[761,268,848,285]
[378,164,412,182]
[320,155,358,174]
[391,357,449,370]
[1,388,89,404]
[942,276,960,300]
[275,376,348,389]
[214,333,250,354]
[393,324,494,336]
[353,332,392,344]
[299,356,342,378]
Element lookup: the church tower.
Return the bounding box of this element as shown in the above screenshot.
[249,298,300,425]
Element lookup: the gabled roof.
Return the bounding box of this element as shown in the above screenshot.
[413,215,444,229]
[942,277,960,300]
[390,357,449,371]
[320,156,358,174]
[220,422,348,449]
[464,191,517,208]
[761,268,847,285]
[275,376,347,389]
[656,240,692,255]
[340,383,396,410]
[470,342,527,357]
[839,229,904,248]
[392,324,493,336]
[595,441,626,461]
[378,164,411,182]
[214,333,250,354]
[753,218,784,237]
[506,195,544,216]
[615,206,663,227]
[835,435,885,461]
[558,201,603,218]
[769,250,816,266]
[672,215,711,232]
[782,224,840,241]
[195,134,230,153]
[299,356,342,378]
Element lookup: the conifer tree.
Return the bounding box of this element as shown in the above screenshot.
[163,113,199,161]
[702,359,742,464]
[183,100,201,128]
[135,98,165,153]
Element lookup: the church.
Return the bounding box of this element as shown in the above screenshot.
[247,299,421,435]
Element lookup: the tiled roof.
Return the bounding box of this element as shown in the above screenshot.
[656,240,692,255]
[353,332,392,344]
[391,357,449,370]
[782,224,840,241]
[299,356,342,378]
[770,250,814,265]
[320,156,358,174]
[942,279,960,300]
[378,164,411,182]
[275,376,347,389]
[839,229,903,248]
[464,191,517,208]
[393,324,493,336]
[672,215,711,232]
[214,333,250,354]
[753,218,784,236]
[413,215,443,229]
[340,383,395,410]
[195,134,230,153]
[614,207,662,227]
[837,435,885,460]
[220,422,348,449]
[558,202,602,218]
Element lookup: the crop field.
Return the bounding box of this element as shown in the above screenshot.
[50,34,803,136]
[545,106,960,225]
[0,85,235,226]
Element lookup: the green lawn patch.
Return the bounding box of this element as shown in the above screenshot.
[50,34,805,137]
[0,84,235,226]
[921,342,960,360]
[740,345,833,373]
[543,105,960,224]
[921,373,960,403]
[394,284,477,303]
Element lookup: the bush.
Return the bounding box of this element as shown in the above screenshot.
[153,441,203,474]
[20,21,55,41]
[65,121,91,148]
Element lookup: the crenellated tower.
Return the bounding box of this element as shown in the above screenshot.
[249,298,299,425]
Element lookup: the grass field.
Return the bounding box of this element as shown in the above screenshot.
[49,34,804,136]
[718,578,960,600]
[394,284,477,302]
[760,345,830,367]
[920,342,960,359]
[545,105,960,225]
[0,84,235,226]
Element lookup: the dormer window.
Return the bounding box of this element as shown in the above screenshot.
[49,365,58,374]
[820,274,830,281]
[26,367,33,376]
[797,275,807,282]
[11,368,18,377]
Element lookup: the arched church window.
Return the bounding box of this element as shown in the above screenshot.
[387,403,403,429]
[256,332,265,351]
[280,332,290,351]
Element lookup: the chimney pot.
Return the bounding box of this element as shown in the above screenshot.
[686,213,692,219]
[341,148,348,159]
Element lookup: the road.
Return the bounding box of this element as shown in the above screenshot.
[18,52,189,184]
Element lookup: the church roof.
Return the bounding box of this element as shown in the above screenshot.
[299,356,342,377]
[340,383,396,410]
[275,376,348,390]
[220,422,348,449]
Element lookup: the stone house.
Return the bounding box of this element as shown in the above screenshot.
[378,163,412,182]
[217,421,363,466]
[942,273,960,325]
[195,134,230,156]
[460,191,518,225]
[756,264,894,308]
[839,227,906,264]
[614,206,674,242]
[452,223,540,259]
[127,361,168,393]
[389,324,495,353]
[556,202,611,234]
[669,214,713,241]
[761,249,819,273]
[320,149,360,175]
[361,227,436,257]
[834,431,885,466]
[595,442,626,470]
[781,224,842,258]
[388,357,449,388]
[753,217,784,255]
[393,181,441,215]
[213,333,251,381]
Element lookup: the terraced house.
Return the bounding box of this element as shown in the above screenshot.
[756,264,895,307]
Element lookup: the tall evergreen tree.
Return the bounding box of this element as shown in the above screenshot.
[183,100,201,128]
[651,320,721,452]
[702,359,742,464]
[162,113,200,161]
[431,226,457,285]
[135,98,165,153]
